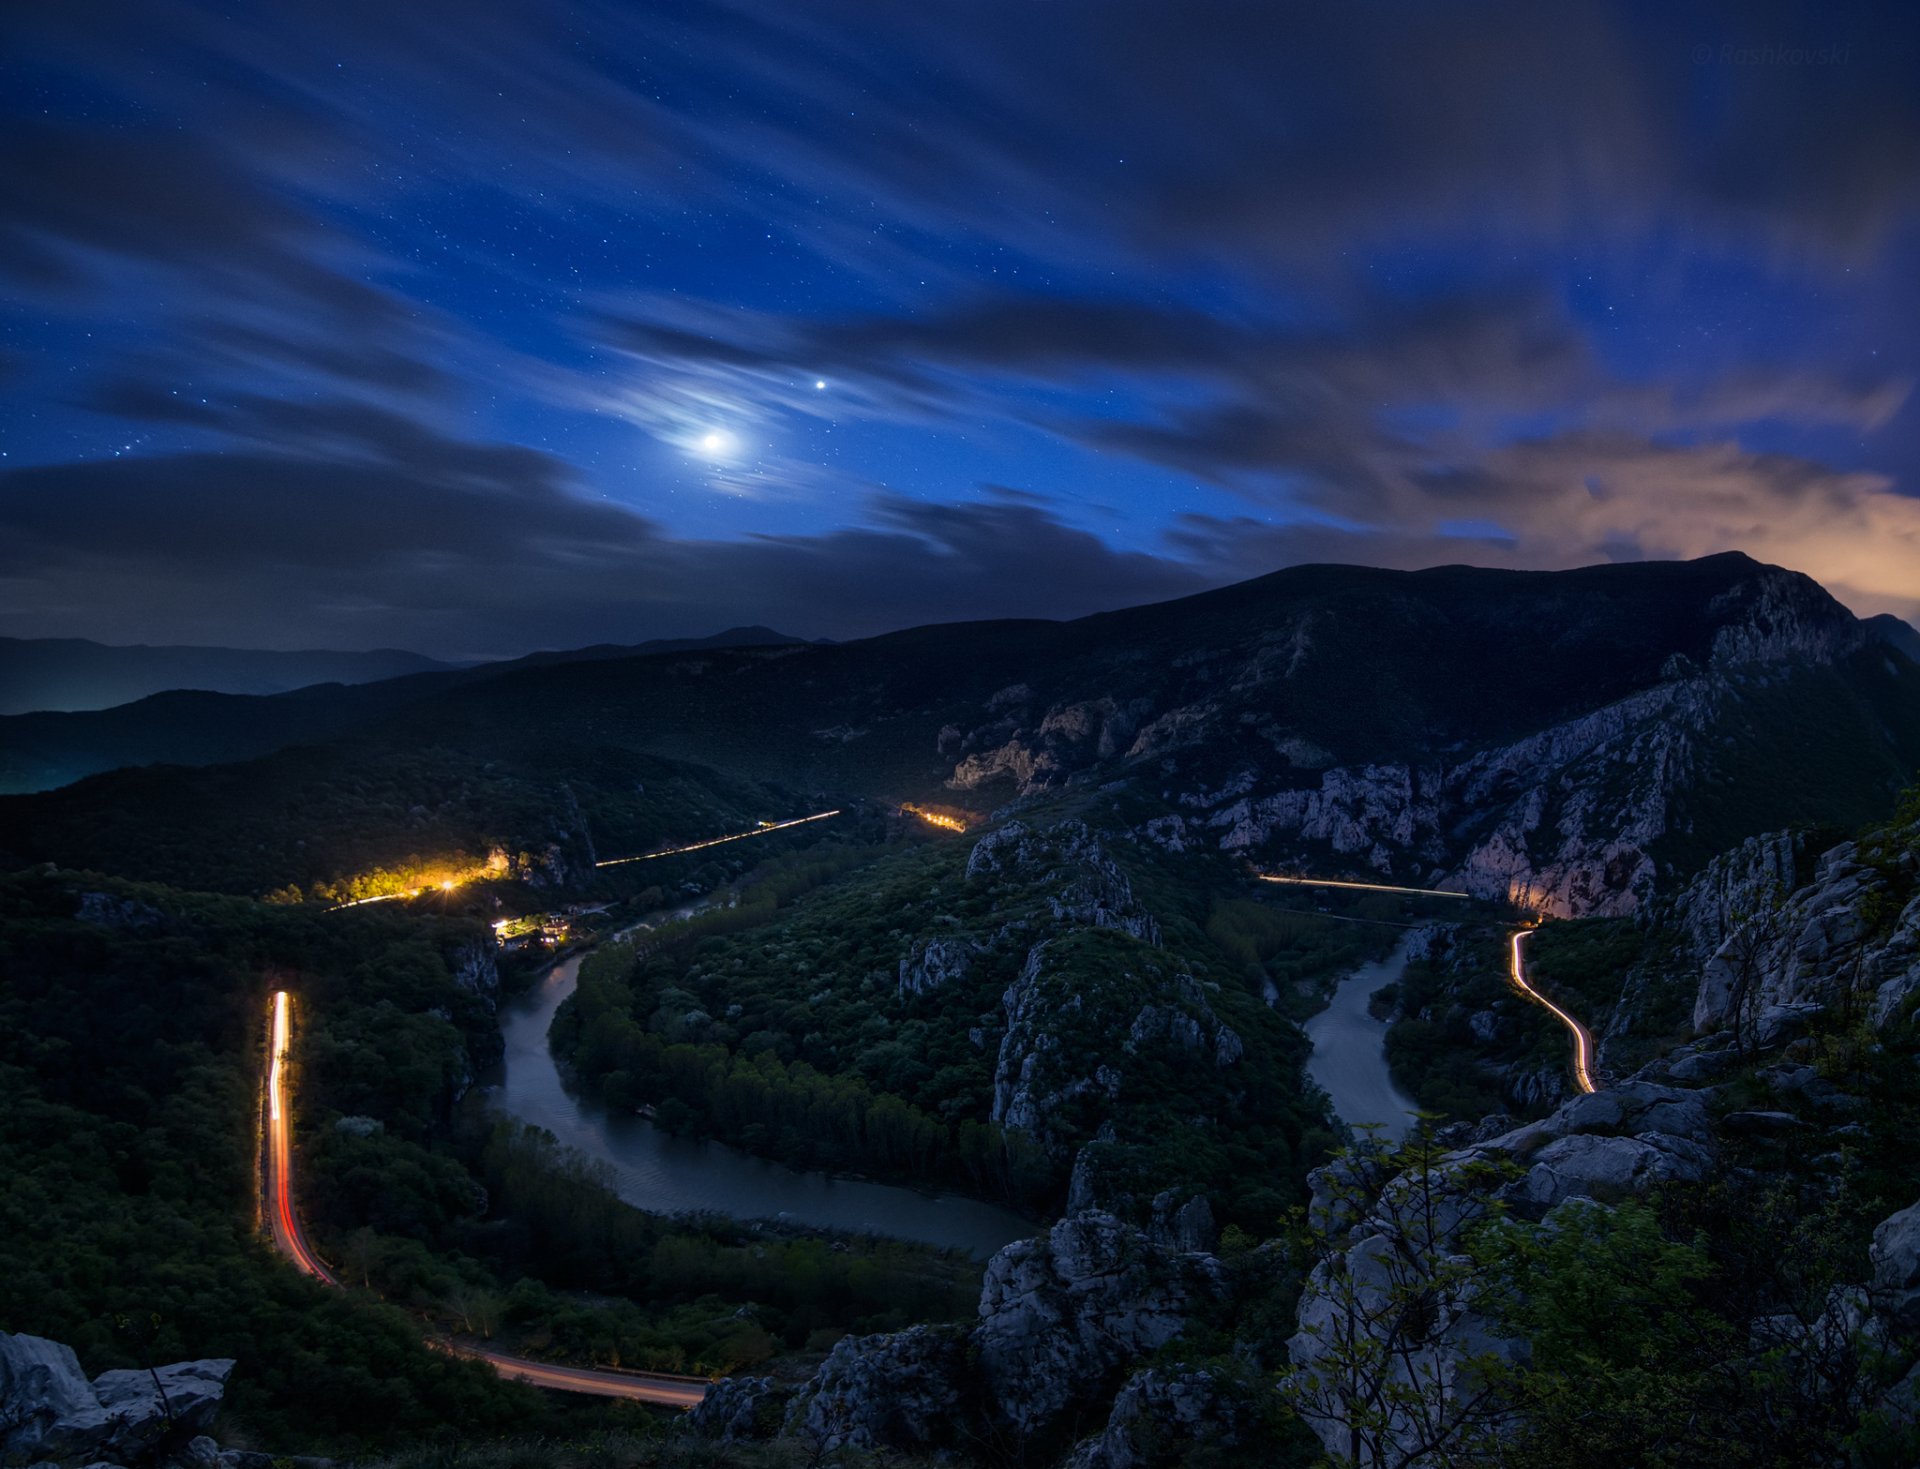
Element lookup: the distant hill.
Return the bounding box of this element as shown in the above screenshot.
[0,637,458,716]
[0,625,811,792]
[4,554,1916,915]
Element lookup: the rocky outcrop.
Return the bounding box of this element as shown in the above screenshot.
[448,936,500,1010]
[974,1212,1229,1439]
[780,1325,967,1454]
[1201,675,1707,918]
[1285,1078,1718,1463]
[967,820,1160,944]
[1062,1366,1254,1469]
[74,891,167,933]
[1683,823,1920,1038]
[743,1210,1230,1456]
[990,939,1242,1159]
[0,1331,236,1467]
[684,1374,786,1443]
[897,936,979,998]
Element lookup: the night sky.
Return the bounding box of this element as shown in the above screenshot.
[3,1,1918,658]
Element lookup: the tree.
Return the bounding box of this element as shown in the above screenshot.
[1281,1126,1519,1468]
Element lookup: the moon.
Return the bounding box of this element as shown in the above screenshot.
[699,430,733,455]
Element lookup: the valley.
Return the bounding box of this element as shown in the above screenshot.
[3,553,1919,1468]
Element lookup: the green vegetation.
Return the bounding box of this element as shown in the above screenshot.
[553,814,1353,1231]
[1,736,800,898]
[1294,1119,1920,1469]
[0,868,537,1449]
[0,862,979,1455]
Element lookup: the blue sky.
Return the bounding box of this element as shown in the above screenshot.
[3,0,1917,656]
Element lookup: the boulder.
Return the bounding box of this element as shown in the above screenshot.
[685,1374,788,1442]
[974,1211,1228,1438]
[780,1325,966,1454]
[1507,1131,1712,1211]
[1062,1367,1253,1469]
[0,1334,234,1466]
[1872,1198,1920,1331]
[0,1332,114,1462]
[91,1359,235,1459]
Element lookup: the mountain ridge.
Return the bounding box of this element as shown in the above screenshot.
[2,554,1914,918]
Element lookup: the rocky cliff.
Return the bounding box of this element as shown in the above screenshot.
[937,559,1909,920]
[691,1209,1239,1458]
[1285,812,1920,1465]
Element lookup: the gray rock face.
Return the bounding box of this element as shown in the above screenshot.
[974,1211,1228,1438]
[967,820,1162,944]
[685,1374,786,1442]
[990,941,1242,1158]
[448,937,501,1009]
[1508,1131,1712,1210]
[1872,1199,1920,1331]
[74,891,166,933]
[0,1333,114,1462]
[0,1332,234,1465]
[1681,822,1920,1036]
[897,936,978,998]
[780,1325,966,1454]
[92,1360,235,1456]
[1286,1077,1719,1463]
[1062,1367,1253,1469]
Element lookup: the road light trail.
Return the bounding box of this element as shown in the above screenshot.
[1256,873,1473,900]
[1507,928,1598,1094]
[444,1344,711,1406]
[262,991,712,1407]
[266,991,338,1285]
[594,808,841,867]
[325,892,407,911]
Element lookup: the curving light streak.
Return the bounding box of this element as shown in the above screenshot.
[1257,873,1471,900]
[262,990,711,1405]
[266,991,337,1284]
[1508,929,1598,1094]
[595,809,841,868]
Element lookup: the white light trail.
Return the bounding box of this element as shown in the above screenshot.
[595,809,841,868]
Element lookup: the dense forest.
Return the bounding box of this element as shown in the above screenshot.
[0,859,979,1454]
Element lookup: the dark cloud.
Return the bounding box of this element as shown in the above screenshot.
[3,0,1918,651]
[0,444,1206,657]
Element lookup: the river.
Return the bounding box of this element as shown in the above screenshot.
[487,951,1035,1258]
[1303,932,1423,1141]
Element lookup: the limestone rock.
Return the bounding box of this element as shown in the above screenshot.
[685,1374,787,1442]
[974,1211,1228,1438]
[897,936,978,999]
[0,1332,114,1462]
[91,1359,234,1458]
[1872,1198,1920,1331]
[780,1325,965,1454]
[1062,1367,1254,1469]
[0,1333,234,1466]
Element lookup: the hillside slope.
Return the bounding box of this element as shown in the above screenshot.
[4,554,1915,913]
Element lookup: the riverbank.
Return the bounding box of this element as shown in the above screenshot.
[1303,932,1424,1141]
[486,951,1035,1257]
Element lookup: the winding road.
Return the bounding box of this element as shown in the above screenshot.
[1260,870,1602,1095]
[1507,928,1598,1094]
[263,989,713,1407]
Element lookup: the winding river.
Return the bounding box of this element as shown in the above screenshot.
[487,952,1034,1258]
[1303,932,1423,1141]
